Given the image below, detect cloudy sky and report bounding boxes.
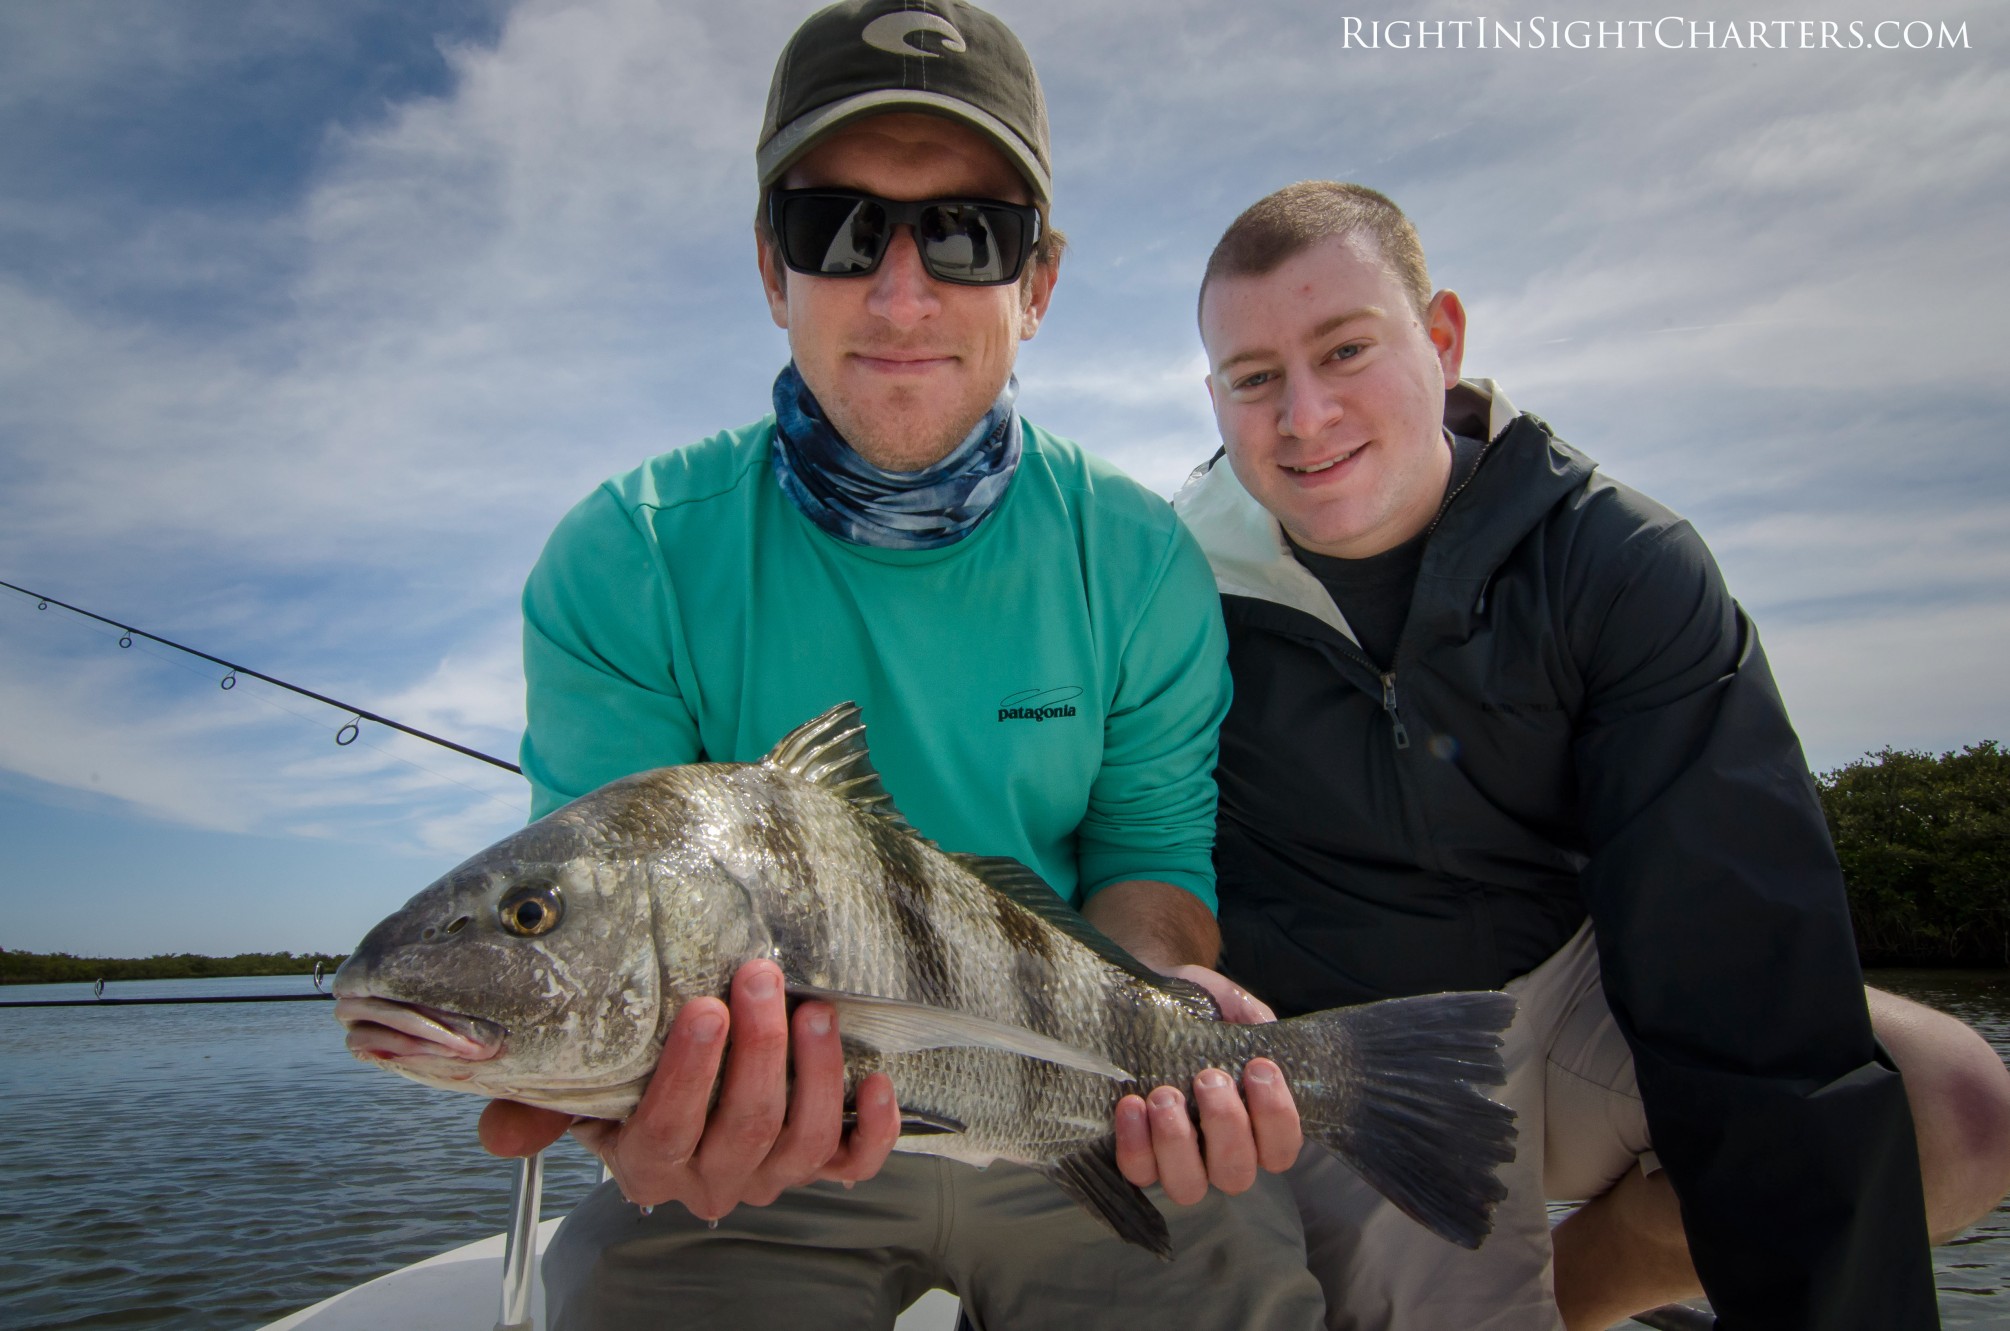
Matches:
[1,0,2001,958]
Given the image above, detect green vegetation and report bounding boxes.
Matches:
[0,950,348,985]
[1819,741,2010,967]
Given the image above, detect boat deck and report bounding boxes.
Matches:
[258,1220,961,1330]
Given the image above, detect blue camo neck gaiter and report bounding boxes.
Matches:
[769,361,1021,550]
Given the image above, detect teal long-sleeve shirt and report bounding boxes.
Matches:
[519,416,1230,910]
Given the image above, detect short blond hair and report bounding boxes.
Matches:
[1199,181,1430,323]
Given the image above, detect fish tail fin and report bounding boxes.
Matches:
[1252,991,1518,1250]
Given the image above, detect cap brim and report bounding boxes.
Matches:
[757,90,1051,205]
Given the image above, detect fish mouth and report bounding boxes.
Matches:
[335,995,506,1064]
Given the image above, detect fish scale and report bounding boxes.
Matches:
[336,702,1519,1257]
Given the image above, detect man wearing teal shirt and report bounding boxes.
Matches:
[517,415,1228,912]
[480,3,1313,1327]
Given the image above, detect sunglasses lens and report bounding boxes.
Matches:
[919,203,1023,284]
[780,194,889,275]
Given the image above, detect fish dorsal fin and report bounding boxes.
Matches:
[763,702,914,833]
[951,853,1198,1001]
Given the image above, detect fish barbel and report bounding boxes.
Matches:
[335,703,1516,1255]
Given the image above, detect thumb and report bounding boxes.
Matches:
[478,1098,573,1157]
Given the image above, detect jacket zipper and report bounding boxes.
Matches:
[1316,430,1499,755]
[1422,431,1497,542]
[1322,627,1411,752]
[1381,671,1410,750]
[1362,429,1496,751]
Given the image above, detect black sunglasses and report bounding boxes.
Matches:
[768,189,1041,287]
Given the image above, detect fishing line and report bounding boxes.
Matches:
[0,579,525,784]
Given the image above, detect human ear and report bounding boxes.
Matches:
[756,229,790,330]
[1426,289,1467,385]
[1017,251,1061,340]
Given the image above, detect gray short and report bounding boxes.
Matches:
[1292,924,1653,1331]
[543,1151,1327,1330]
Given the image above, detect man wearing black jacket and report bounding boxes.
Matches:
[1168,181,2010,1329]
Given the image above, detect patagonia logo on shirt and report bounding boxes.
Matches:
[998,686,1082,723]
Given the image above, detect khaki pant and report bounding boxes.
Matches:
[544,1151,1327,1330]
[1294,924,1653,1331]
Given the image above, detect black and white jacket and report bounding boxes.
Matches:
[1174,379,1936,1330]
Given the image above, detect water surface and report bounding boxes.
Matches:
[0,975,602,1330]
[1873,969,2010,1329]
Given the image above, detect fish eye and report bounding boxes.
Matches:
[497,885,562,938]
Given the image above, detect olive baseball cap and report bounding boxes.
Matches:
[757,0,1052,204]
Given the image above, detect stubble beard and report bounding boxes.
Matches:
[819,379,998,474]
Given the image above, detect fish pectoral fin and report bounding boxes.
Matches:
[789,985,1133,1081]
[839,1107,966,1136]
[898,1110,966,1136]
[1036,1146,1172,1260]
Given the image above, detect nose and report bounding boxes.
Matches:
[1278,373,1344,441]
[865,225,942,328]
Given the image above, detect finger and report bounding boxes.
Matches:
[1191,1067,1258,1194]
[819,1072,899,1184]
[478,1099,572,1157]
[1190,973,1274,1025]
[1242,1058,1305,1174]
[745,1001,847,1201]
[688,960,792,1198]
[1217,985,1277,1026]
[1113,1093,1159,1187]
[1162,964,1277,1026]
[568,1116,621,1166]
[1146,1086,1209,1207]
[618,995,730,1175]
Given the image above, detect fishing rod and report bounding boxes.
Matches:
[0,993,333,1007]
[0,580,520,1007]
[0,965,339,1009]
[0,578,520,774]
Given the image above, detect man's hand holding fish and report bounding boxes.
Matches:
[479,923,1305,1220]
[477,959,903,1216]
[1108,962,1304,1208]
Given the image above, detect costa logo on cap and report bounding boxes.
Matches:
[861,11,967,57]
[757,0,1053,206]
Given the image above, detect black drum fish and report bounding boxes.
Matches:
[334,702,1516,1256]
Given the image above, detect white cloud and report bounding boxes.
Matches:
[0,652,269,835]
[0,601,526,847]
[1018,344,1216,496]
[1700,65,2008,204]
[1711,503,2010,608]
[3,0,2007,893]
[376,626,527,745]
[0,0,799,580]
[1769,598,2010,773]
